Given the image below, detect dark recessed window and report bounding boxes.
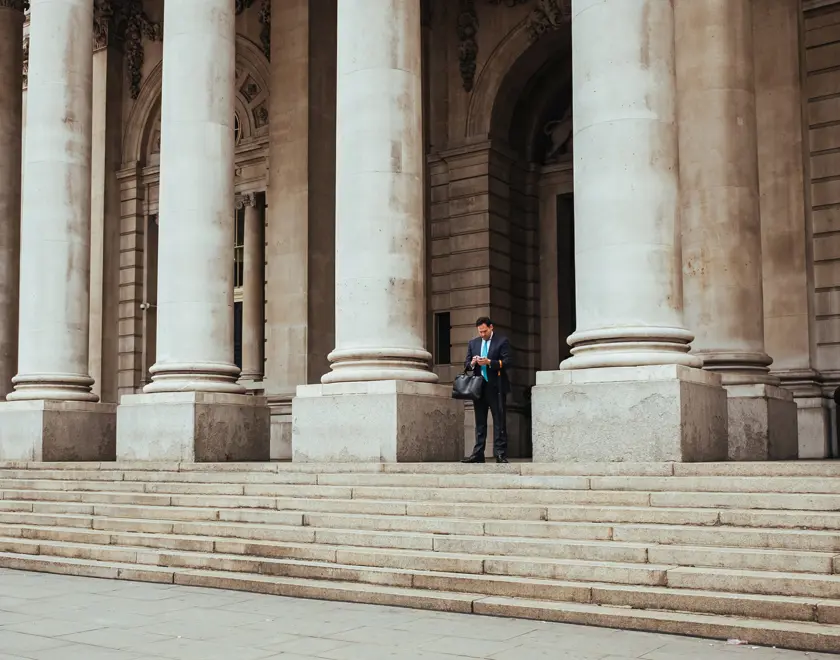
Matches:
[434,312,451,365]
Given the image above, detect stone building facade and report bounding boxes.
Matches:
[0,0,837,464]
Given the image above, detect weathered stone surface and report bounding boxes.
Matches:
[0,401,116,462]
[292,381,464,463]
[116,392,270,462]
[532,366,728,463]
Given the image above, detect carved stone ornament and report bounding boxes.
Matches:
[456,0,478,92]
[259,0,270,60]
[120,0,163,100]
[235,192,257,210]
[235,0,270,60]
[93,0,113,51]
[527,0,571,40]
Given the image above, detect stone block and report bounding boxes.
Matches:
[531,365,728,463]
[292,380,464,463]
[726,384,798,461]
[0,401,117,462]
[116,392,269,462]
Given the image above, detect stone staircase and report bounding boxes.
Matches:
[0,461,839,652]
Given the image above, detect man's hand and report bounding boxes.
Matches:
[476,357,491,366]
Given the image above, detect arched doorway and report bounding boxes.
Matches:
[454,23,576,458]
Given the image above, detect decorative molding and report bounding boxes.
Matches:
[457,0,479,92]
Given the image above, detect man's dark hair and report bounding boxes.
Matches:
[475,316,493,327]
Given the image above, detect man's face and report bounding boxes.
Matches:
[477,323,492,340]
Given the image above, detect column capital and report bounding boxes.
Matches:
[235,192,259,210]
[0,1,29,12]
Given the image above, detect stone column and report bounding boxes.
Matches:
[291,0,463,462]
[116,0,268,462]
[754,0,829,458]
[0,0,117,462]
[239,193,264,382]
[676,0,798,460]
[531,0,728,463]
[0,1,23,400]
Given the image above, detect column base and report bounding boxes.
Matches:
[116,392,269,462]
[725,384,798,461]
[292,381,464,462]
[0,401,116,461]
[531,365,728,462]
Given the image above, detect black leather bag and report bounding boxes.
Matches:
[452,369,484,401]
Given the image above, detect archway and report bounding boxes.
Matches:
[478,22,575,456]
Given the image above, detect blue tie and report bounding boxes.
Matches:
[480,340,488,381]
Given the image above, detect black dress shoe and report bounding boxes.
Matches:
[495,455,509,464]
[460,455,485,464]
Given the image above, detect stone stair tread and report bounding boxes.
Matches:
[4,512,840,562]
[8,496,840,532]
[4,460,840,477]
[474,597,840,653]
[0,543,837,615]
[1,550,839,652]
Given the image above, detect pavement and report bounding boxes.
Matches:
[0,569,834,659]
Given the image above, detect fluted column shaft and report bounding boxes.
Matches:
[322,0,436,384]
[562,0,700,371]
[676,0,772,384]
[240,194,264,381]
[9,0,98,402]
[0,2,23,399]
[145,0,243,394]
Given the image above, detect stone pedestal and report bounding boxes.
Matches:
[532,366,728,463]
[116,393,269,462]
[726,384,798,461]
[0,401,116,461]
[293,382,464,463]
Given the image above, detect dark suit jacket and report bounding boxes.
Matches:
[464,334,511,395]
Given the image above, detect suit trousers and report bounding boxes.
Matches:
[471,380,508,457]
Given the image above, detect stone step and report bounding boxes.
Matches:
[8,495,840,533]
[10,481,840,513]
[0,550,838,653]
[2,506,838,575]
[4,514,828,586]
[4,460,840,478]
[668,566,840,600]
[3,537,839,624]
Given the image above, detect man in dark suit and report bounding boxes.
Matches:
[461,317,511,464]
